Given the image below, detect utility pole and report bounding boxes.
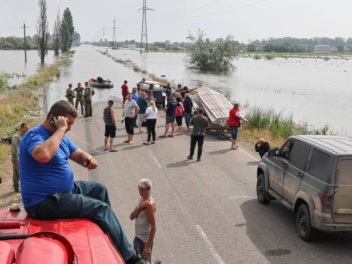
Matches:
[21,22,28,63]
[139,0,154,53]
[112,18,117,47]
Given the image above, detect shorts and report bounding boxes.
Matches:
[175,116,183,126]
[105,125,116,138]
[125,117,134,135]
[165,115,175,124]
[133,237,152,262]
[137,113,145,126]
[230,126,238,140]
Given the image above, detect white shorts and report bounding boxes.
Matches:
[137,114,145,126]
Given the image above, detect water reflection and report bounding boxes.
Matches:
[0,50,57,85]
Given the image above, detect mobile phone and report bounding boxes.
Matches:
[49,115,57,128]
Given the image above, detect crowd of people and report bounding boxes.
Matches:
[10,78,271,263]
[65,81,95,117]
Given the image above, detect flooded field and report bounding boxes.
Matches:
[1,45,351,136]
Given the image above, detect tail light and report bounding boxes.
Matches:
[318,192,334,210]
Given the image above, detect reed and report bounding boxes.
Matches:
[241,105,334,148]
[0,72,10,90]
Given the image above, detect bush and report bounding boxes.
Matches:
[0,72,10,90]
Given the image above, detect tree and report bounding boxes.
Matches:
[61,8,74,52]
[36,0,49,63]
[72,31,81,46]
[53,9,61,56]
[185,29,238,72]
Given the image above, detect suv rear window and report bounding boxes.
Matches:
[338,159,352,185]
[308,149,331,182]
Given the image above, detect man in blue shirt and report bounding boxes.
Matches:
[19,100,147,264]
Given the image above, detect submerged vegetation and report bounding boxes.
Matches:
[185,29,239,72]
[0,72,10,90]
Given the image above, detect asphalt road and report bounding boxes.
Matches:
[69,101,352,264]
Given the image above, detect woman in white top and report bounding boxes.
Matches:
[143,100,158,145]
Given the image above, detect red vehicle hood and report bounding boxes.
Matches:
[0,207,124,264]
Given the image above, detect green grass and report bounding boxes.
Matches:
[243,106,334,147]
[0,54,72,171]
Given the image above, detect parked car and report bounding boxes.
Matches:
[137,80,166,109]
[256,135,352,241]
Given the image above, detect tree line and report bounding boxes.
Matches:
[247,37,352,53]
[0,1,79,62]
[0,32,80,51]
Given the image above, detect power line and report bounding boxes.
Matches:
[139,0,155,53]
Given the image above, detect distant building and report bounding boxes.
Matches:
[127,43,137,50]
[313,45,337,53]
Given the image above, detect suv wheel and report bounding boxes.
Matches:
[296,203,316,241]
[256,173,270,204]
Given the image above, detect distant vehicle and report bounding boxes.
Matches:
[138,80,166,108]
[256,135,352,241]
[89,77,114,88]
[0,206,124,263]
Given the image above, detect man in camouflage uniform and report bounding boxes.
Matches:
[84,81,95,117]
[11,122,29,192]
[66,84,76,106]
[74,82,85,115]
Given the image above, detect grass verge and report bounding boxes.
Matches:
[0,54,72,197]
[239,106,334,149]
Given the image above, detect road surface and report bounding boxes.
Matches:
[69,101,352,264]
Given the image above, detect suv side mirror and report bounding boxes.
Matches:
[268,148,279,157]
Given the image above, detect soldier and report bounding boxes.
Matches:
[65,84,76,106]
[84,81,95,117]
[11,122,29,192]
[74,82,85,115]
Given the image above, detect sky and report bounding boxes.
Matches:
[1,0,352,43]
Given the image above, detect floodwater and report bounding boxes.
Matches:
[0,50,57,85]
[1,45,352,136]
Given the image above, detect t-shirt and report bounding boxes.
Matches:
[132,93,139,101]
[166,100,178,116]
[183,97,193,113]
[19,124,78,208]
[124,99,138,117]
[137,97,148,114]
[145,106,158,119]
[121,83,129,95]
[191,115,209,135]
[175,101,184,117]
[104,106,114,126]
[165,86,172,96]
